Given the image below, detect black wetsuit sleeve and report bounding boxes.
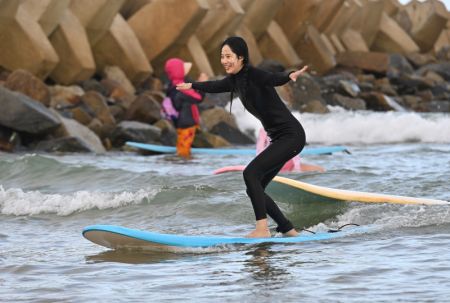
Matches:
[191,77,232,93]
[250,67,292,87]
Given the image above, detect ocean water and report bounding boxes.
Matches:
[1,110,450,302]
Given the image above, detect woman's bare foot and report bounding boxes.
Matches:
[246,229,271,238]
[283,228,299,237]
[246,219,271,238]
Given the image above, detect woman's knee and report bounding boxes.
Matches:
[243,165,262,184]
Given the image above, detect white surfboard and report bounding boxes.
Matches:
[271,176,449,205]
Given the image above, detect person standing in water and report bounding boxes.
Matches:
[177,36,308,238]
[165,58,207,159]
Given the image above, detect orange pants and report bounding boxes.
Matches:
[176,126,197,158]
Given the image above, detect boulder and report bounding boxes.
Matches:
[51,110,106,153]
[81,91,115,125]
[35,136,97,153]
[360,92,405,111]
[301,99,330,114]
[154,119,177,146]
[289,74,325,111]
[111,120,161,147]
[125,92,161,124]
[331,93,366,111]
[0,86,61,134]
[210,121,254,145]
[49,84,84,108]
[200,106,238,130]
[5,69,51,106]
[193,128,230,148]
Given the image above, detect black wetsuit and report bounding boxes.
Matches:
[192,65,306,233]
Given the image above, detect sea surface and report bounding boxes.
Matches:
[1,110,450,302]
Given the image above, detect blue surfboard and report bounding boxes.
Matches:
[125,141,349,156]
[83,225,364,252]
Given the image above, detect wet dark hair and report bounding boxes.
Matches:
[221,36,250,112]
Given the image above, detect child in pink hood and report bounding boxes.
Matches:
[164,58,207,158]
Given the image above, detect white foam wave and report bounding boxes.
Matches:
[230,99,450,144]
[0,185,157,216]
[332,203,450,229]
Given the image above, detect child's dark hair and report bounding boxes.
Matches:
[221,36,250,112]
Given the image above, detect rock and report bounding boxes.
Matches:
[5,69,51,106]
[49,84,85,109]
[103,66,136,96]
[193,128,230,148]
[125,92,161,124]
[301,99,330,114]
[35,136,96,153]
[405,52,436,68]
[111,120,161,147]
[200,107,239,131]
[331,93,366,111]
[81,91,116,126]
[415,62,450,81]
[154,119,177,146]
[360,92,405,111]
[0,86,61,134]
[210,121,255,145]
[51,110,106,153]
[289,74,325,110]
[388,54,415,78]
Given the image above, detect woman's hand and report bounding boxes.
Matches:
[176,83,192,90]
[289,65,309,82]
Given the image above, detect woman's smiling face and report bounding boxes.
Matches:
[221,45,243,74]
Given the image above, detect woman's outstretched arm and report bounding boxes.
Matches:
[252,65,309,87]
[177,77,232,93]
